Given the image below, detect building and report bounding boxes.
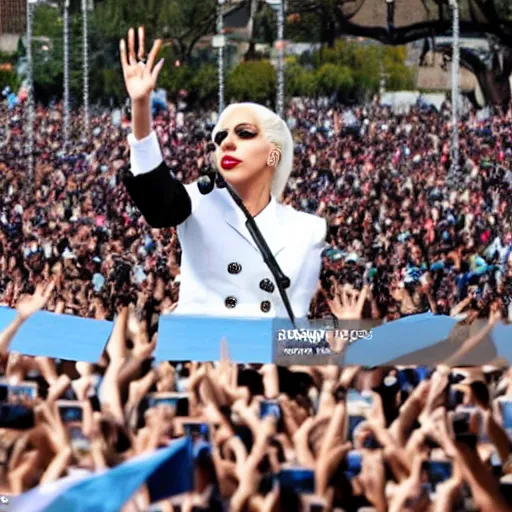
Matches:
[0,0,25,34]
[0,0,26,52]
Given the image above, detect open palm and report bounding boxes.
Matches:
[327,282,368,320]
[16,281,55,321]
[120,27,164,103]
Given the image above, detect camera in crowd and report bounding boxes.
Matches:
[108,256,136,306]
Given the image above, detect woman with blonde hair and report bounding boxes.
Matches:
[120,28,326,319]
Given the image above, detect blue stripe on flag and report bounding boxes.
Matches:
[12,437,193,512]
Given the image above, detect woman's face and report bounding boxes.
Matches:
[214,106,274,191]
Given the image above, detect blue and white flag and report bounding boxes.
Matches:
[12,437,194,512]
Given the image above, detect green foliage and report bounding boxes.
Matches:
[0,70,20,91]
[13,0,415,107]
[189,65,218,103]
[284,62,316,97]
[252,3,278,45]
[227,60,276,104]
[93,0,217,63]
[158,61,191,101]
[315,63,353,97]
[0,51,16,64]
[299,39,415,102]
[495,0,512,21]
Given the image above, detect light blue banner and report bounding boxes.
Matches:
[2,306,512,365]
[0,309,113,362]
[155,314,275,363]
[344,313,459,366]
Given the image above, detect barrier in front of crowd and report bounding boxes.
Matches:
[2,307,512,365]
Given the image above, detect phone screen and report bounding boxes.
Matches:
[0,381,37,404]
[61,406,83,423]
[69,425,90,452]
[147,393,189,417]
[422,461,452,491]
[344,450,362,479]
[183,422,210,445]
[260,400,281,420]
[500,401,512,429]
[0,403,35,430]
[278,468,315,494]
[183,422,210,458]
[347,414,365,442]
[347,389,373,406]
[57,401,83,423]
[8,382,37,402]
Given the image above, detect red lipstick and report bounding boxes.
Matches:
[221,156,242,170]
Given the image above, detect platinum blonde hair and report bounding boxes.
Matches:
[212,102,294,201]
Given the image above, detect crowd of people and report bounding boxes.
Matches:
[2,98,512,324]
[2,94,512,509]
[2,286,512,511]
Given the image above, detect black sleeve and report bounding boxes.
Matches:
[121,161,192,228]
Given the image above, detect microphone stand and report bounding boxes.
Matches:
[220,177,297,329]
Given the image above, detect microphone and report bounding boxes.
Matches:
[197,143,218,195]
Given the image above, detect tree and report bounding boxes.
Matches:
[94,0,218,65]
[227,60,276,104]
[285,61,316,97]
[286,0,340,47]
[315,63,353,97]
[494,0,512,22]
[189,65,218,103]
[245,0,275,60]
[0,70,20,92]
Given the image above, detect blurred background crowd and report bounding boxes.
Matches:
[2,98,512,323]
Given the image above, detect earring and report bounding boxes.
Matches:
[268,149,281,168]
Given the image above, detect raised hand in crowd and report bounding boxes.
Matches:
[0,280,55,355]
[326,282,369,320]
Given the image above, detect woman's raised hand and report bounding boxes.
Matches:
[120,27,164,103]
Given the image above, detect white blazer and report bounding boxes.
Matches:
[129,132,327,319]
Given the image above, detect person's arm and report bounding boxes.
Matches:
[39,447,72,485]
[389,381,429,446]
[99,307,129,425]
[450,296,472,317]
[0,280,55,355]
[359,450,387,512]
[231,417,275,512]
[318,389,347,463]
[454,440,512,511]
[483,409,511,467]
[122,147,193,228]
[443,312,500,368]
[259,364,279,399]
[315,442,351,498]
[433,462,464,512]
[120,27,193,228]
[0,316,24,355]
[132,96,152,142]
[125,368,158,428]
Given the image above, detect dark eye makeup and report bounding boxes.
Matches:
[236,128,257,139]
[214,126,258,145]
[214,131,228,146]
